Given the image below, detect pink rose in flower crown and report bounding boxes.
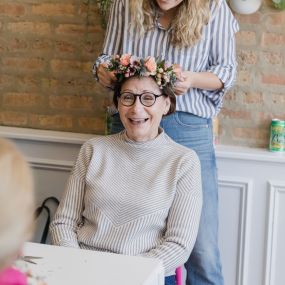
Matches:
[144,57,157,75]
[120,54,131,66]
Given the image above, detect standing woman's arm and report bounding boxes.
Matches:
[93,0,125,86]
[174,0,239,110]
[203,0,239,91]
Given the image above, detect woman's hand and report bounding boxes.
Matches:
[173,66,224,96]
[173,70,194,96]
[97,62,117,89]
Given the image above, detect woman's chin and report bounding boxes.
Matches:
[125,127,157,142]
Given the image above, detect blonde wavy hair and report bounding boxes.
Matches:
[130,0,217,47]
[0,139,34,270]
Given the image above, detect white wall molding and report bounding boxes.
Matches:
[28,157,74,171]
[216,145,285,164]
[264,181,285,285]
[0,126,94,145]
[219,177,253,285]
[1,126,285,164]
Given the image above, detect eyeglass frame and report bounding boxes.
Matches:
[118,92,165,107]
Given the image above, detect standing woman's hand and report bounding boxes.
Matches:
[172,64,224,96]
[173,69,194,96]
[97,62,117,89]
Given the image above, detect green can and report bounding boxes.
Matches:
[269,119,285,152]
[272,0,285,10]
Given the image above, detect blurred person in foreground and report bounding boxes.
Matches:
[0,138,34,285]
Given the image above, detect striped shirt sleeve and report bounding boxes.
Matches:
[140,152,202,273]
[92,0,125,79]
[49,142,93,248]
[201,0,239,109]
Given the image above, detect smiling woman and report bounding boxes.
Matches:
[108,55,176,141]
[106,54,177,141]
[115,76,171,142]
[49,57,202,285]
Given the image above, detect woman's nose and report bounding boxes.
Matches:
[131,97,144,111]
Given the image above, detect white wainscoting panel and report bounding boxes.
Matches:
[218,177,252,285]
[0,127,93,243]
[0,126,93,204]
[265,181,285,285]
[216,145,285,285]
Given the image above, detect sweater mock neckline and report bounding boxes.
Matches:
[120,128,168,149]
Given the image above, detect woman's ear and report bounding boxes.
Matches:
[163,97,171,115]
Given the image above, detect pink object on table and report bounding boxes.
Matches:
[0,267,27,285]
[175,266,183,285]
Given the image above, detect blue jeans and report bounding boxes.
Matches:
[110,112,224,285]
[165,275,176,285]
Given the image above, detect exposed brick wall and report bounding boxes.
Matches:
[219,2,285,148]
[0,0,284,147]
[0,0,109,134]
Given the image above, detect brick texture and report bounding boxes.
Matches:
[0,1,285,147]
[219,3,285,148]
[0,0,106,134]
[0,4,26,17]
[31,4,75,16]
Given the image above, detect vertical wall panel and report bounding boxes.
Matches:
[219,178,252,285]
[265,182,285,285]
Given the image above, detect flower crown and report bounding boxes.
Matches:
[107,54,177,89]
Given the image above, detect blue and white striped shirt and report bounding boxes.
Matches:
[94,0,239,118]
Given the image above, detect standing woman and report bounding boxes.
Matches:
[94,1,239,284]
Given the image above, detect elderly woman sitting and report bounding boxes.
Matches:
[50,55,202,285]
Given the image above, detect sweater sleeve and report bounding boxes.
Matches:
[92,0,125,79]
[49,141,93,248]
[140,151,202,275]
[202,0,239,111]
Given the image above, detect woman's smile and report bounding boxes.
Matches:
[128,117,149,125]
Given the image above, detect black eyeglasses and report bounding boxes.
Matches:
[119,92,163,107]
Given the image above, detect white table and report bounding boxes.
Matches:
[22,242,164,285]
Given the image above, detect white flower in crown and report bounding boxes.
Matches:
[129,55,140,66]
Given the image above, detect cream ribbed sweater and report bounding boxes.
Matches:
[50,130,202,275]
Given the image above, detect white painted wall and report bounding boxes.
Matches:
[216,146,285,285]
[1,126,284,285]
